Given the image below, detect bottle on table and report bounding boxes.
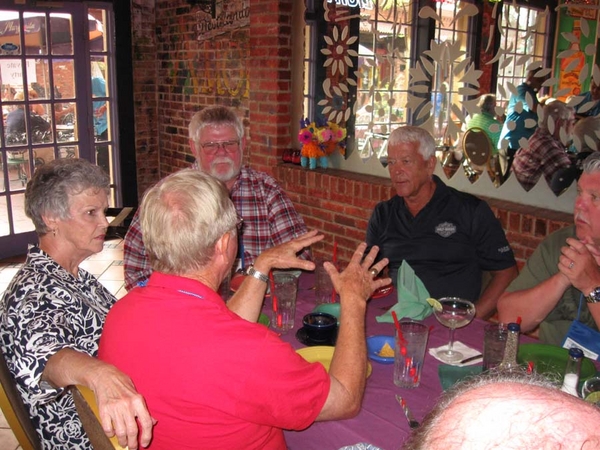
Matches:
[560,347,584,397]
[497,322,520,372]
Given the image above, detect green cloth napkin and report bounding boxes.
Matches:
[376,260,433,323]
[438,364,483,391]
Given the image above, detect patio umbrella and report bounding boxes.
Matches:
[0,12,103,53]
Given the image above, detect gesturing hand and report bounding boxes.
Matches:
[325,243,391,303]
[254,229,324,273]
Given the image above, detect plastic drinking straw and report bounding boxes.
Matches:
[516,316,522,325]
[391,310,405,344]
[269,272,282,328]
[269,272,277,312]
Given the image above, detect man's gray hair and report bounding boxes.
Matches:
[140,169,238,275]
[582,151,600,174]
[25,158,109,235]
[188,105,244,143]
[402,370,600,450]
[388,126,436,159]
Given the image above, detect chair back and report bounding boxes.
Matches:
[461,127,504,185]
[71,385,128,450]
[462,127,492,168]
[0,350,42,450]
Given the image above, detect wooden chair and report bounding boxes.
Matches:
[0,350,42,450]
[71,385,128,450]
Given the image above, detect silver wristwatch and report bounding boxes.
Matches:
[245,265,269,284]
[586,287,600,303]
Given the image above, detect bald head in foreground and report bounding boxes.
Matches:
[403,372,600,450]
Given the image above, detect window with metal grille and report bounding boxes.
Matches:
[430,0,473,142]
[496,3,549,106]
[354,0,414,160]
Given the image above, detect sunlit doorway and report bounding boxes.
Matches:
[0,3,120,259]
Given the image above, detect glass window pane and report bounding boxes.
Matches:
[0,59,27,98]
[30,58,50,100]
[6,150,29,188]
[59,145,78,160]
[11,193,34,234]
[88,8,107,53]
[355,0,413,161]
[24,13,48,55]
[53,59,75,100]
[496,3,548,106]
[34,147,55,167]
[0,11,22,55]
[50,13,73,55]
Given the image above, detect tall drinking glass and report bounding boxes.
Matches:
[271,272,298,332]
[433,297,476,363]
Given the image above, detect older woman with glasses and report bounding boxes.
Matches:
[0,159,153,449]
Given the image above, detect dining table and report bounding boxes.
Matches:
[270,273,538,450]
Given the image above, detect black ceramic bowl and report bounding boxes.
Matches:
[303,312,338,343]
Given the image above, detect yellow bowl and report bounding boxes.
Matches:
[296,346,372,378]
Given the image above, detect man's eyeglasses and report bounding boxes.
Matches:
[236,216,244,233]
[199,139,240,155]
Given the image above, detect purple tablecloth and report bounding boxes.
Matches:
[271,273,535,450]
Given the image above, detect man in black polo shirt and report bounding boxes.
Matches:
[366,126,518,319]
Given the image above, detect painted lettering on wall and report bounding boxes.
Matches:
[169,39,249,99]
[195,0,249,40]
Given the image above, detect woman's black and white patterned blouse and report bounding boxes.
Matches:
[0,246,116,449]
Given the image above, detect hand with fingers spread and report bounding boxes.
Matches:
[252,229,324,274]
[324,243,391,303]
[227,230,324,322]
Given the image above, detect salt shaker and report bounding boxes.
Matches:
[497,322,520,372]
[560,347,584,397]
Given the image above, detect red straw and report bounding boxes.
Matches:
[527,361,534,374]
[516,316,522,325]
[391,310,401,332]
[269,272,277,313]
[269,271,282,328]
[391,310,404,342]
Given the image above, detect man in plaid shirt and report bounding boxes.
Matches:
[124,106,308,291]
[512,100,575,193]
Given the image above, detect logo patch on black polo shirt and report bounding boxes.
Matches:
[435,222,456,238]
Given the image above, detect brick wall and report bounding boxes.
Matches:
[248,0,294,176]
[135,0,572,269]
[132,0,160,195]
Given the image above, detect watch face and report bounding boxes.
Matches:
[590,287,600,303]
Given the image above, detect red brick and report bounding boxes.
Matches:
[521,216,532,235]
[534,218,548,237]
[508,212,521,232]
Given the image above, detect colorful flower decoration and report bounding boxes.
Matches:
[298,117,347,160]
